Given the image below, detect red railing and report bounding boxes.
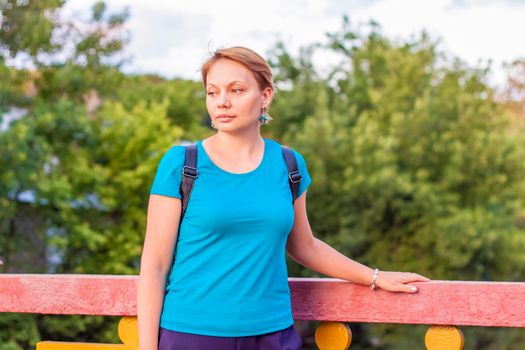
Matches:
[1,274,524,349]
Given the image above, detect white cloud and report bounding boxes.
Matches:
[332,0,525,86]
[61,0,525,88]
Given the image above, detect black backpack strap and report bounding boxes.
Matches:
[281,145,302,204]
[180,144,198,219]
[167,143,198,276]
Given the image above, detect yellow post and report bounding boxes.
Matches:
[425,325,464,350]
[314,321,352,350]
[36,316,138,350]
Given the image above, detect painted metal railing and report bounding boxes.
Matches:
[1,274,524,349]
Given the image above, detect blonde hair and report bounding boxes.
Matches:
[200,46,276,105]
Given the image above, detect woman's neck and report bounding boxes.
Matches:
[206,131,264,159]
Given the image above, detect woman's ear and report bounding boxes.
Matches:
[263,87,273,107]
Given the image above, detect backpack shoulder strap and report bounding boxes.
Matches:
[180,144,198,219]
[281,145,302,204]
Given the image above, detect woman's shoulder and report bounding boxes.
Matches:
[154,144,187,171]
[160,144,185,159]
[266,138,306,159]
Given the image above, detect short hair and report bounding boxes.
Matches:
[200,46,275,98]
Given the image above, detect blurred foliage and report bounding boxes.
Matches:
[1,3,525,350]
[280,16,525,350]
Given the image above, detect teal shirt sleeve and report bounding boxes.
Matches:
[149,146,186,199]
[291,149,312,198]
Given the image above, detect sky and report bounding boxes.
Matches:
[62,0,525,89]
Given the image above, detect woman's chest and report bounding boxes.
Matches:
[181,164,295,238]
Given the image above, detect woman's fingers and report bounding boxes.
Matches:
[383,282,418,293]
[399,272,430,283]
[378,272,430,293]
[385,282,417,293]
[398,273,430,293]
[412,273,431,282]
[403,284,419,293]
[376,271,431,293]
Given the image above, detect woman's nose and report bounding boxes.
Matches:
[217,92,231,107]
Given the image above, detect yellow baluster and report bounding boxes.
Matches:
[118,317,138,350]
[315,321,352,350]
[425,325,464,350]
[36,316,138,350]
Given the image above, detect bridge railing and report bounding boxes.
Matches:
[1,274,524,349]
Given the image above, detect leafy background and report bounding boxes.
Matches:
[1,1,524,349]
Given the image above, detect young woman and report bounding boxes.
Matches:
[137,46,429,350]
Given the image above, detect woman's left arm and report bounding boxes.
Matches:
[286,191,430,293]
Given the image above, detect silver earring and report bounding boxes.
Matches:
[211,120,217,129]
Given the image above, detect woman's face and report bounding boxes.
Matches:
[205,58,272,132]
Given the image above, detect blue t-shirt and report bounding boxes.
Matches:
[149,137,311,336]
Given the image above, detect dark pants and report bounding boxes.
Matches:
[158,324,303,350]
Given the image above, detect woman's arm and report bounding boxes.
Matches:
[286,192,429,293]
[137,194,182,350]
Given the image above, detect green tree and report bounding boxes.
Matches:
[278,18,525,349]
[1,1,165,349]
[0,0,65,61]
[266,41,325,140]
[2,5,525,349]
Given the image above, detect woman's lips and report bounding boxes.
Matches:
[217,114,235,122]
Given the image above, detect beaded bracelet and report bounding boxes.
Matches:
[369,268,379,290]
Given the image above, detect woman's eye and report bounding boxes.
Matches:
[207,89,243,96]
